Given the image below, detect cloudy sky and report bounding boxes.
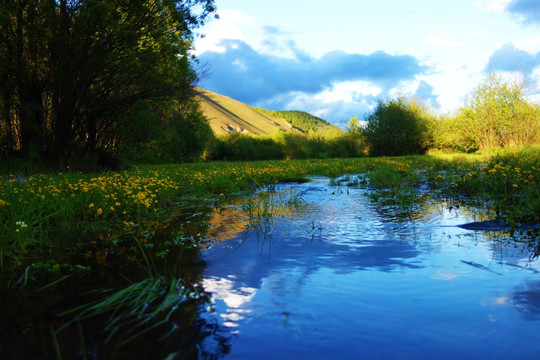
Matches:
[193,0,540,127]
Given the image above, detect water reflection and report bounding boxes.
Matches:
[5,176,537,359]
[203,276,256,330]
[200,178,540,359]
[511,280,540,320]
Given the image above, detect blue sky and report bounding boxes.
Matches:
[193,0,540,126]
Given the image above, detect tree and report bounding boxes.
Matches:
[363,97,432,156]
[0,0,216,160]
[347,116,361,133]
[456,72,539,151]
[0,0,50,156]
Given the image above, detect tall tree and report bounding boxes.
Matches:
[0,0,216,158]
[347,116,361,133]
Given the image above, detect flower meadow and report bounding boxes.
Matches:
[0,147,538,281]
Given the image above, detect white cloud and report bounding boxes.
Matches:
[193,9,256,54]
[532,67,540,90]
[314,81,382,104]
[474,0,513,14]
[515,36,540,54]
[466,30,489,39]
[425,31,466,47]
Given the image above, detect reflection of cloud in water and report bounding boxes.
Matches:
[204,178,539,297]
[203,276,256,328]
[202,179,425,304]
[193,179,540,357]
[430,271,458,281]
[488,281,540,320]
[491,296,512,306]
[512,281,540,320]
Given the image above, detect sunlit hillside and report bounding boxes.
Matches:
[194,87,340,136]
[194,87,295,136]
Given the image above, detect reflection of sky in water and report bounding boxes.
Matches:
[203,276,256,330]
[201,178,540,359]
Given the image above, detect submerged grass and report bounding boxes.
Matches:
[57,277,202,344]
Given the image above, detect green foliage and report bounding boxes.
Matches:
[58,276,202,346]
[347,116,361,133]
[210,131,367,161]
[0,0,216,162]
[211,133,284,161]
[254,108,336,133]
[363,97,433,156]
[430,114,479,153]
[455,72,539,151]
[118,100,214,163]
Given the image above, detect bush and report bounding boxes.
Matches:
[209,131,367,161]
[456,72,540,151]
[118,100,214,163]
[211,133,283,161]
[363,97,432,156]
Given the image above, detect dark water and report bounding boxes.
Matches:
[2,177,540,359]
[199,177,540,360]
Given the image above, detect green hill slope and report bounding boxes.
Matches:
[253,108,336,134]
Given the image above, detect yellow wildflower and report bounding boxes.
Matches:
[97,208,103,215]
[89,203,95,208]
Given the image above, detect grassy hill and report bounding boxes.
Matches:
[253,108,336,134]
[194,88,294,136]
[194,87,339,136]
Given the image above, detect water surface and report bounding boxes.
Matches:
[200,177,540,359]
[2,176,539,359]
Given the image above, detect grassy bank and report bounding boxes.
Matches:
[1,147,539,279]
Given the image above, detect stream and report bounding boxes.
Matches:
[2,176,540,359]
[199,177,540,359]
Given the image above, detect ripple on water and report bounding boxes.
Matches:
[201,178,540,359]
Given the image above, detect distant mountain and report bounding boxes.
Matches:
[194,88,339,136]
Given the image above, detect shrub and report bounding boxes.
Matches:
[456,72,540,151]
[209,131,367,161]
[363,97,432,156]
[118,100,214,163]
